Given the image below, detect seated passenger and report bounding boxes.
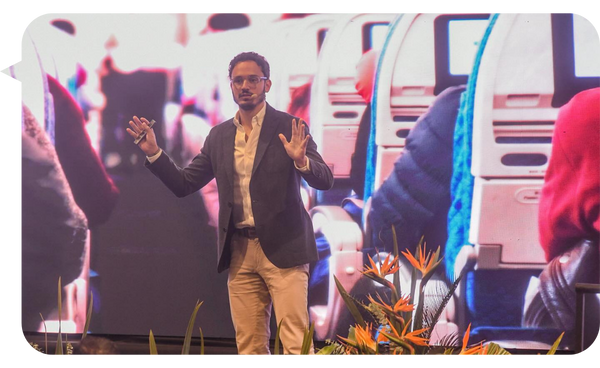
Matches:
[524,88,599,348]
[368,85,466,271]
[22,104,88,331]
[538,87,599,262]
[48,75,119,227]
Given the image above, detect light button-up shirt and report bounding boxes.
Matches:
[147,103,311,229]
[231,104,266,228]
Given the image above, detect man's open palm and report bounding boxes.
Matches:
[278,118,309,167]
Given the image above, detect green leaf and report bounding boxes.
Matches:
[409,267,417,306]
[39,313,48,354]
[424,273,463,340]
[199,327,204,355]
[274,319,283,355]
[182,300,204,354]
[149,330,158,355]
[547,332,564,355]
[379,330,415,354]
[409,288,425,331]
[391,225,402,300]
[419,245,443,288]
[333,275,366,327]
[486,342,511,355]
[301,322,315,355]
[418,235,425,251]
[316,344,337,355]
[82,291,93,340]
[55,277,63,355]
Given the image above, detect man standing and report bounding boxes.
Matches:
[126,52,333,354]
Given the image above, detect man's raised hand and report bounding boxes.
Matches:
[126,116,160,156]
[278,118,309,167]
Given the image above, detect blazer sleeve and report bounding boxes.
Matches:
[299,125,334,191]
[145,130,216,198]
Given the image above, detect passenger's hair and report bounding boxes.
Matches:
[228,52,270,79]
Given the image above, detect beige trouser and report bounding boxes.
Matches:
[228,234,314,354]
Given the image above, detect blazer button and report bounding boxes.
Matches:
[227,202,233,208]
[222,228,227,232]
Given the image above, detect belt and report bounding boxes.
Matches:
[234,227,258,239]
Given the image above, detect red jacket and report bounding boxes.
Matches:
[539,88,600,261]
[48,75,120,226]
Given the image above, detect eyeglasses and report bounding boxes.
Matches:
[230,75,268,88]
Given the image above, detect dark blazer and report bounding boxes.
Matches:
[146,103,334,272]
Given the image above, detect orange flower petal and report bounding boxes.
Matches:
[402,250,423,271]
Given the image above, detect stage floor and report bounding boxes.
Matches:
[20,331,575,358]
[21,332,237,358]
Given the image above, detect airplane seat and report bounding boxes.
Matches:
[454,207,597,342]
[372,13,440,193]
[366,13,488,269]
[279,14,339,115]
[307,14,395,340]
[446,12,556,340]
[522,239,599,349]
[310,14,395,191]
[468,14,555,272]
[307,13,490,342]
[307,14,396,209]
[367,13,477,257]
[370,13,490,196]
[363,13,493,343]
[451,14,600,348]
[310,13,395,339]
[309,205,365,340]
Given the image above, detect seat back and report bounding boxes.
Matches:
[469,14,555,270]
[277,14,340,113]
[469,14,600,269]
[472,14,555,180]
[450,15,600,343]
[310,13,395,178]
[372,13,489,193]
[452,15,550,332]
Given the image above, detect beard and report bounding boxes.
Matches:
[234,86,266,111]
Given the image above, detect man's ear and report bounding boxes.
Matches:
[265,79,272,93]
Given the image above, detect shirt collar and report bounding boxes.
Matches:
[233,102,267,129]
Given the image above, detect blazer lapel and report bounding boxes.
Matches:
[252,104,280,176]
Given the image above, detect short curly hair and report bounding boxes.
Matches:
[228,52,270,79]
